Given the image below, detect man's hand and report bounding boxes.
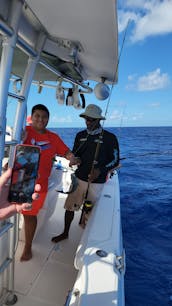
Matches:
[65,150,81,167]
[88,168,101,182]
[69,156,81,167]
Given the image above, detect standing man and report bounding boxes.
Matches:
[21,104,76,261]
[51,104,120,243]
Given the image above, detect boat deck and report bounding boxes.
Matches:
[1,167,124,306]
[12,194,83,306]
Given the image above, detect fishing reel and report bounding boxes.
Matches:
[82,200,93,213]
[79,199,93,228]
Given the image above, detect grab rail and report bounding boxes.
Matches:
[0,222,13,238]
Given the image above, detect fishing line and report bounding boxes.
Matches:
[80,20,131,173]
[77,20,131,222]
[74,20,131,156]
[65,22,131,200]
[99,19,130,166]
[102,19,131,128]
[68,22,131,222]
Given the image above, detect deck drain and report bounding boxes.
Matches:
[96,249,108,257]
[104,194,111,198]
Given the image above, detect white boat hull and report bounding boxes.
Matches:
[71,172,125,306]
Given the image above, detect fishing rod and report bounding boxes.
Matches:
[72,22,131,226]
[102,19,131,127]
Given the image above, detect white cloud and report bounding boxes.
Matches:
[137,68,170,91]
[51,115,72,123]
[125,0,156,10]
[128,74,137,81]
[131,112,144,121]
[127,68,170,91]
[119,112,144,124]
[108,110,123,120]
[118,0,172,42]
[149,102,160,107]
[118,10,138,33]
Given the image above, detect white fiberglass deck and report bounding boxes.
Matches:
[13,193,83,306]
[2,166,124,306]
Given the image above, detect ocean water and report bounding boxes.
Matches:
[51,126,172,306]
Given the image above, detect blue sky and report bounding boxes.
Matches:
[8,0,172,128]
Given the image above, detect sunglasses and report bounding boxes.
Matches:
[84,116,97,122]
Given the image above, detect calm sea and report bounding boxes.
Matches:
[51,126,172,306]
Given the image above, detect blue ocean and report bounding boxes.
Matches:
[52,126,172,306]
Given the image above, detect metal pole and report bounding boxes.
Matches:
[0,0,23,172]
[7,32,46,304]
[12,32,46,145]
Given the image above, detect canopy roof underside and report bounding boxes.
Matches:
[0,0,118,84]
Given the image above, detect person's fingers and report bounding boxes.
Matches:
[34,184,41,192]
[16,203,32,213]
[32,193,39,201]
[0,168,12,185]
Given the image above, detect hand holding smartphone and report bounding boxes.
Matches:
[8,144,40,203]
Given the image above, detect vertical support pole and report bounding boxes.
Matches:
[0,1,23,304]
[0,0,23,172]
[6,32,46,303]
[12,32,46,145]
[0,1,46,304]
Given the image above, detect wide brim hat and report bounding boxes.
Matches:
[79,104,106,120]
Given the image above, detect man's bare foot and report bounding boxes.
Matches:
[51,233,68,243]
[20,248,32,261]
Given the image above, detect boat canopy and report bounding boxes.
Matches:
[0,0,118,85]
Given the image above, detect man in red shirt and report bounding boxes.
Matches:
[21,104,76,261]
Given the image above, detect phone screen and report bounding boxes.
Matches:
[8,144,40,203]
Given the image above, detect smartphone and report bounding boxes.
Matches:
[8,144,40,203]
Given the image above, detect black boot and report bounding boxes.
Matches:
[51,210,74,243]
